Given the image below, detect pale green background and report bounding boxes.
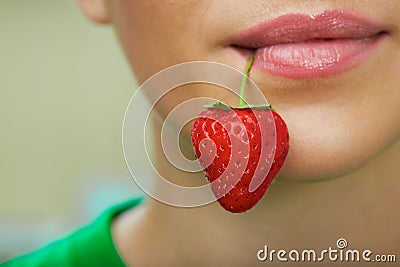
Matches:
[0,0,147,260]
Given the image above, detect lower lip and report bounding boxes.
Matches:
[234,35,384,79]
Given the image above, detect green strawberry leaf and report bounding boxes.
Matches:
[203,102,275,111]
[202,102,232,110]
[236,104,276,111]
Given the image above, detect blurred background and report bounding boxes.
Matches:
[0,0,147,261]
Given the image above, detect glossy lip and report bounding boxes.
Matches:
[230,10,389,79]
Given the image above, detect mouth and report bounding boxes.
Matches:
[229,10,390,79]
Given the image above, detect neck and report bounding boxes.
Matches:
[114,117,400,267]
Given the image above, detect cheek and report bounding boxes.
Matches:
[109,1,209,83]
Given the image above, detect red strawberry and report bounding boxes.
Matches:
[191,106,289,213]
[191,53,289,213]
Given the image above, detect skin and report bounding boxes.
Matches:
[79,1,400,266]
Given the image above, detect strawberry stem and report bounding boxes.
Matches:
[238,51,255,106]
[203,50,274,110]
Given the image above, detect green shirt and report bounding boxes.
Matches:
[1,197,144,267]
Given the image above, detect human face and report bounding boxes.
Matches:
[106,0,400,181]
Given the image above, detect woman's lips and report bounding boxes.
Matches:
[230,10,388,79]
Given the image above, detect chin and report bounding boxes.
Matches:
[274,105,395,182]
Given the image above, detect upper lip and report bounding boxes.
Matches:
[230,10,389,48]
